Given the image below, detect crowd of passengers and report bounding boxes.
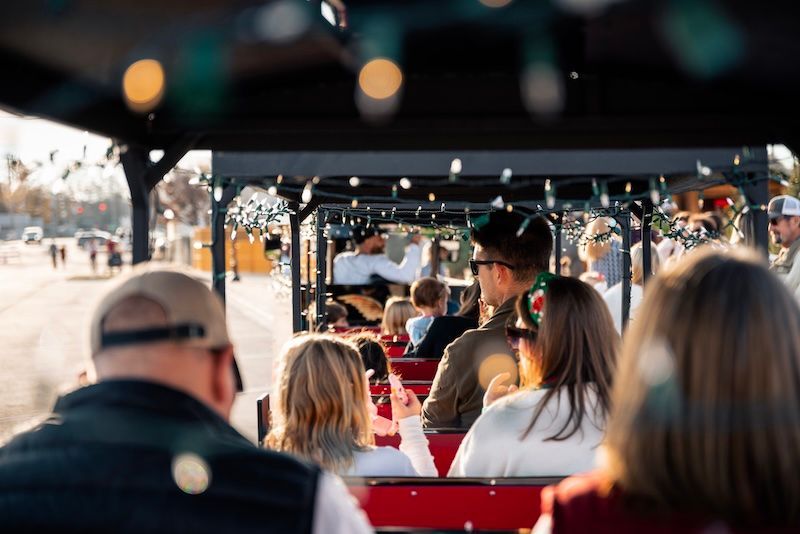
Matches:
[3,195,800,532]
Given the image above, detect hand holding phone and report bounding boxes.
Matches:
[388,373,408,406]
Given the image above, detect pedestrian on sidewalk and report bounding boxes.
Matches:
[49,240,58,269]
[88,238,98,274]
[59,245,67,267]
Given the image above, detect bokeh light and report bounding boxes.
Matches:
[122,59,165,114]
[478,352,519,390]
[521,62,565,116]
[478,0,513,7]
[358,59,403,100]
[172,453,211,495]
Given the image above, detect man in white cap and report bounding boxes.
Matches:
[0,265,371,533]
[768,194,800,297]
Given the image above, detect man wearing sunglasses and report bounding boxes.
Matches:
[423,211,553,429]
[768,195,800,298]
[0,266,370,533]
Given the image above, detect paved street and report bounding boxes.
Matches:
[0,238,291,443]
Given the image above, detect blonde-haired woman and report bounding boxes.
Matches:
[381,297,416,336]
[579,217,624,288]
[267,334,436,477]
[538,249,800,531]
[448,274,618,477]
[603,242,661,333]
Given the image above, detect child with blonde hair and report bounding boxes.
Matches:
[267,334,436,477]
[381,297,416,336]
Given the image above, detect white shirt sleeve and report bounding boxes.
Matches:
[397,415,438,477]
[370,243,422,284]
[312,471,374,534]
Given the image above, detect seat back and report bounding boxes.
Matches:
[371,394,430,420]
[346,477,561,531]
[369,381,432,396]
[374,430,465,476]
[390,358,439,381]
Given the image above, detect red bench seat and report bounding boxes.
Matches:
[346,477,561,531]
[390,358,439,381]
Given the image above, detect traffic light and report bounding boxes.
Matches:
[98,202,107,212]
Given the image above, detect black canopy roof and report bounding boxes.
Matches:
[1,0,799,152]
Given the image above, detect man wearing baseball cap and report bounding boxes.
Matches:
[0,266,371,533]
[768,195,800,298]
[333,225,422,284]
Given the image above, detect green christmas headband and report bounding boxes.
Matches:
[526,272,558,326]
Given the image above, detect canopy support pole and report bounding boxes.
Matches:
[120,136,197,265]
[617,210,632,329]
[289,204,303,333]
[315,209,328,331]
[211,186,237,303]
[641,199,653,285]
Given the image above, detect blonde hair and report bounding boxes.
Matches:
[381,297,416,335]
[266,334,374,473]
[630,242,660,285]
[605,248,800,525]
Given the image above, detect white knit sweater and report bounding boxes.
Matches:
[448,388,605,478]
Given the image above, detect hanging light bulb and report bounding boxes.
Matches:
[213,184,223,203]
[351,198,359,208]
[544,178,556,209]
[600,181,610,208]
[449,158,462,182]
[349,176,360,187]
[625,182,632,195]
[248,231,255,244]
[399,177,412,190]
[500,168,512,184]
[268,185,278,196]
[648,178,660,205]
[276,174,284,184]
[428,192,436,202]
[230,227,237,240]
[301,182,313,204]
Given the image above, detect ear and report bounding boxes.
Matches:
[496,263,513,284]
[210,345,236,418]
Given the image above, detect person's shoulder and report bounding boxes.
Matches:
[354,446,416,475]
[543,470,617,521]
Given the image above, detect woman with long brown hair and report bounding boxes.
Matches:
[538,248,800,532]
[448,274,618,477]
[267,334,436,476]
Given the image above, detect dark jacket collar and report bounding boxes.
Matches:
[53,379,245,444]
[481,294,519,332]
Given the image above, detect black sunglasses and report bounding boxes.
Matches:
[469,259,516,276]
[505,324,537,351]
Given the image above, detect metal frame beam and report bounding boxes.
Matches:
[214,148,751,179]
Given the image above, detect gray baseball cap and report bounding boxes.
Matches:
[768,195,800,218]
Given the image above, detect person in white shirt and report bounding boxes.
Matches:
[333,226,423,285]
[603,242,660,334]
[448,273,618,478]
[267,334,437,477]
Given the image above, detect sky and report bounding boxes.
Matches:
[0,109,210,198]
